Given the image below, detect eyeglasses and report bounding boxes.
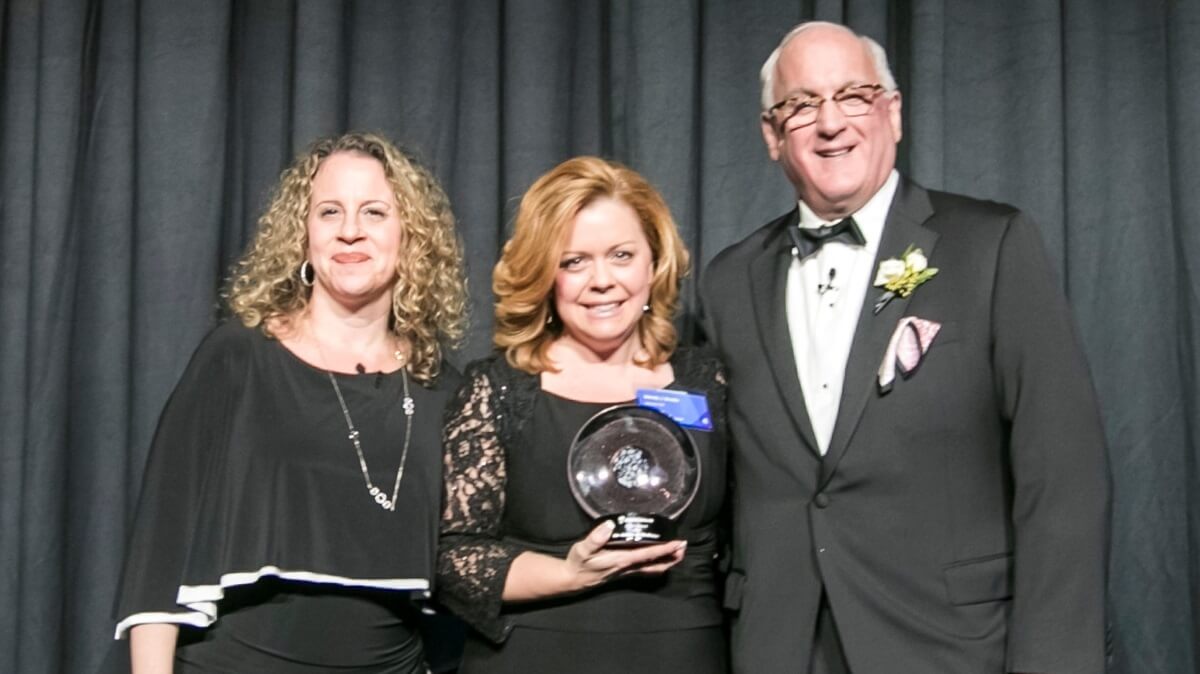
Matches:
[764,84,888,130]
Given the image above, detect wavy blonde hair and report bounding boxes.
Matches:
[224,132,467,383]
[494,156,690,374]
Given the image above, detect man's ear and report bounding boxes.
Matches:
[761,116,782,161]
[887,91,903,143]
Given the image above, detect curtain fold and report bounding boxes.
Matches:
[1,1,1195,672]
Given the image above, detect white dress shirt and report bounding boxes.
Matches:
[786,170,899,454]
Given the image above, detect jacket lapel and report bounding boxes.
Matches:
[819,180,939,487]
[749,209,822,457]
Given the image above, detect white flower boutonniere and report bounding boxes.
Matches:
[873,246,938,314]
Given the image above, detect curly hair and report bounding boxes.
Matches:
[224,132,467,383]
[494,156,690,374]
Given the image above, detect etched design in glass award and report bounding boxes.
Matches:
[567,405,701,546]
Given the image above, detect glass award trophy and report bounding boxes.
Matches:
[567,405,701,546]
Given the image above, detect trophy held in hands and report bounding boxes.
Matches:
[568,405,701,547]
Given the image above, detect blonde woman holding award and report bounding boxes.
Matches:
[438,157,728,674]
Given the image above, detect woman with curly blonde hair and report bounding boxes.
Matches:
[116,132,467,673]
[438,157,729,673]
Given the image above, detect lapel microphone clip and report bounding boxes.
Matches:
[818,268,838,295]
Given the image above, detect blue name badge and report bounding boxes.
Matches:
[635,388,713,431]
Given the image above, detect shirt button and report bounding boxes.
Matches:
[814,493,830,508]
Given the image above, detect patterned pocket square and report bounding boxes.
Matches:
[878,317,942,393]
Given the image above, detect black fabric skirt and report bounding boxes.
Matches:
[173,579,426,673]
[458,625,727,674]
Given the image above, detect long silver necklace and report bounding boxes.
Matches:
[327,358,414,512]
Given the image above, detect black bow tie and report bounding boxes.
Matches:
[787,217,866,261]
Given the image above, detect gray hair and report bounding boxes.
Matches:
[759,21,898,111]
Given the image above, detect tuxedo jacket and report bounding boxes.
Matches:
[700,178,1110,674]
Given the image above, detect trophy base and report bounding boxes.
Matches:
[599,512,677,547]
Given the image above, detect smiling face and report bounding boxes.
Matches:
[761,25,902,220]
[305,151,403,312]
[553,197,654,357]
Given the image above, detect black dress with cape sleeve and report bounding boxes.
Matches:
[115,322,450,639]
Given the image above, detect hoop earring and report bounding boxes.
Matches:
[299,260,315,287]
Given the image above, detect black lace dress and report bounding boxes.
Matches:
[437,348,729,674]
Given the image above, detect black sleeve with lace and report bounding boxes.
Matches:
[436,360,524,643]
[671,345,728,431]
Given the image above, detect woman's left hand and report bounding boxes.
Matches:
[563,520,687,590]
[502,520,687,602]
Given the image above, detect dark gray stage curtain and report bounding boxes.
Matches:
[1,1,1195,672]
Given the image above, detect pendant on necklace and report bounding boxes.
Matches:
[368,486,394,510]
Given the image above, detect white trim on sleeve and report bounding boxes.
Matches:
[114,565,431,640]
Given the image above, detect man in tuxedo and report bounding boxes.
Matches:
[701,21,1109,674]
